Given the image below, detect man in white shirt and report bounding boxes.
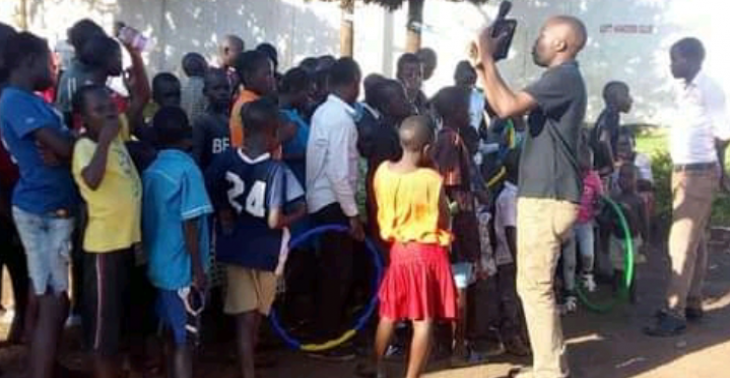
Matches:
[646,38,730,337]
[305,57,363,360]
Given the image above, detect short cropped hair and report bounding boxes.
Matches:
[328,57,361,88]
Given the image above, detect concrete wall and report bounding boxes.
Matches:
[1,0,729,125]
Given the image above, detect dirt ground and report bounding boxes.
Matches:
[2,237,730,378]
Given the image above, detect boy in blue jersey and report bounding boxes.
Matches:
[206,98,306,378]
[142,106,213,378]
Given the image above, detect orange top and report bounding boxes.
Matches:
[373,162,453,247]
[229,89,260,148]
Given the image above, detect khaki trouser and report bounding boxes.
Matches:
[516,198,578,378]
[666,168,718,317]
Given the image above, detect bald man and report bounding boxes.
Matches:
[219,35,245,96]
[473,15,588,378]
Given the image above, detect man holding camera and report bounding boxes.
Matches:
[473,16,588,378]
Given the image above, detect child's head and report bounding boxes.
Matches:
[153,106,192,150]
[432,86,470,130]
[370,79,412,122]
[79,35,123,78]
[203,68,231,110]
[72,84,118,138]
[67,19,105,53]
[219,35,244,69]
[280,67,313,111]
[256,43,279,71]
[618,163,637,193]
[241,97,280,153]
[399,115,435,163]
[299,57,319,75]
[0,22,16,83]
[3,32,54,91]
[181,52,208,78]
[396,53,423,94]
[317,55,337,72]
[454,60,477,88]
[602,81,632,113]
[363,73,386,106]
[234,50,275,96]
[152,72,182,108]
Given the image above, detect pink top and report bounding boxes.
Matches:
[577,170,603,223]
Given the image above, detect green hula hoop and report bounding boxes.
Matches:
[575,195,635,313]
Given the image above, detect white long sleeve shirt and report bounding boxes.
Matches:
[670,71,730,165]
[306,95,360,217]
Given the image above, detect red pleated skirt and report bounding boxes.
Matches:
[379,243,458,321]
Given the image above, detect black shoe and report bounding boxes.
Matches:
[307,346,356,362]
[685,307,704,322]
[644,313,687,337]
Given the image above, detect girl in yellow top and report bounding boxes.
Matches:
[361,115,457,378]
[71,85,142,378]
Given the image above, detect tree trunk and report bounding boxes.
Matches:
[405,0,424,53]
[340,0,354,57]
[18,0,29,30]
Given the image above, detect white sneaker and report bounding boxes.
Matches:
[562,296,578,315]
[582,273,597,293]
[65,314,82,329]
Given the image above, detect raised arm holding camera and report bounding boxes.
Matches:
[473,14,588,378]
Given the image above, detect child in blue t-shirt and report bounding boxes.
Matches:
[206,98,305,378]
[142,107,213,378]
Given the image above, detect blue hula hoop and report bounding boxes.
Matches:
[269,224,384,351]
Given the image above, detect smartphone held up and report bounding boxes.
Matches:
[469,1,517,63]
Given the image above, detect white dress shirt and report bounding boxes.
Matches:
[670,71,730,165]
[306,94,361,217]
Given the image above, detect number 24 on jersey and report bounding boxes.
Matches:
[225,172,266,218]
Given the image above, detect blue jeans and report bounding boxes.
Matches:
[562,222,595,292]
[12,207,75,296]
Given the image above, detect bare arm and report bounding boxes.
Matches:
[123,44,151,134]
[183,219,206,290]
[476,59,538,118]
[438,188,450,231]
[80,122,120,190]
[33,127,74,161]
[267,202,306,230]
[81,141,111,190]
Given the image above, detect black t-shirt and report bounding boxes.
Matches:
[521,61,587,203]
[590,107,620,171]
[192,110,231,170]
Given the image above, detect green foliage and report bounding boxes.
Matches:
[641,132,730,227]
[649,149,672,224]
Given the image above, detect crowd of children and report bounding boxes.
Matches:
[0,16,660,378]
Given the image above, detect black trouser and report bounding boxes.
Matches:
[0,215,29,331]
[468,264,525,349]
[496,263,525,339]
[312,203,355,340]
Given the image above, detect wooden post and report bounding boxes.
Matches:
[340,0,355,57]
[405,0,424,53]
[18,0,29,30]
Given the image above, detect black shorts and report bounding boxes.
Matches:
[84,248,133,357]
